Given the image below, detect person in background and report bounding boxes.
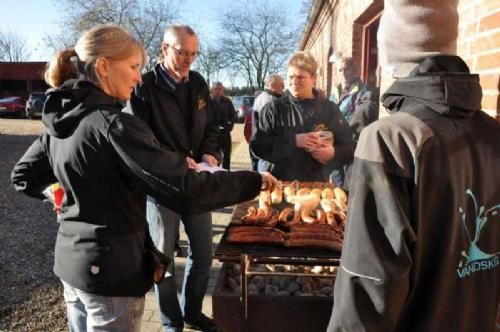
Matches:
[250,51,355,182]
[11,25,277,332]
[247,73,284,172]
[328,0,499,331]
[329,56,379,189]
[211,81,236,170]
[127,25,221,332]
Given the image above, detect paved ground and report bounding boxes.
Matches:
[140,124,251,332]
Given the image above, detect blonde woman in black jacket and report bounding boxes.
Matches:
[11,25,276,332]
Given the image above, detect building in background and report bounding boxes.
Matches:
[0,62,49,98]
[299,0,499,121]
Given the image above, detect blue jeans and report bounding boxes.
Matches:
[147,196,213,330]
[62,280,144,332]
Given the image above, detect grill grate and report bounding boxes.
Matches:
[215,200,341,262]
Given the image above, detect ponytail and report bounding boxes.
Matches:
[44,49,79,88]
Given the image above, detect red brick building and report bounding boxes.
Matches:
[0,62,49,98]
[299,0,499,121]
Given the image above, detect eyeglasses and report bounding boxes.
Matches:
[166,44,199,58]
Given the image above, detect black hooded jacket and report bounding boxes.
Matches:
[11,80,261,296]
[127,65,220,161]
[250,92,356,181]
[328,56,500,331]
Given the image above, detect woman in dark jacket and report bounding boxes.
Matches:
[11,25,276,332]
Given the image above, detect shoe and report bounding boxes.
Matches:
[185,313,218,332]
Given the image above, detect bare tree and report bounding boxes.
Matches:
[193,43,226,88]
[45,0,182,69]
[0,28,31,61]
[219,1,299,89]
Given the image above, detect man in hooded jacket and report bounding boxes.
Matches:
[327,1,500,331]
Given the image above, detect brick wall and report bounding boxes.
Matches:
[458,0,500,121]
[301,0,380,95]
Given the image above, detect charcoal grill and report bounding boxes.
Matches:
[214,200,341,332]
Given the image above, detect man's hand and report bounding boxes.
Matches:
[295,132,320,151]
[202,154,218,166]
[310,145,335,165]
[259,172,278,191]
[186,157,201,171]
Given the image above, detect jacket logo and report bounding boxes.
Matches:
[198,97,207,111]
[456,188,499,279]
[313,123,329,131]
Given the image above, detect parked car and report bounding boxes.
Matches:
[0,96,27,118]
[232,95,255,122]
[25,92,47,119]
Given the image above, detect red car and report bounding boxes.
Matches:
[0,96,27,118]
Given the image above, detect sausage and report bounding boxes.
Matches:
[229,226,281,234]
[285,238,343,252]
[227,231,285,244]
[286,232,342,242]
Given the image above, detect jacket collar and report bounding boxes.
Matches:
[381,55,482,116]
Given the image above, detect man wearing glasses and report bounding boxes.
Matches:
[127,25,220,332]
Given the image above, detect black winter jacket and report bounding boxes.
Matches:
[328,56,500,332]
[213,95,236,134]
[127,65,220,161]
[11,80,261,297]
[250,93,355,181]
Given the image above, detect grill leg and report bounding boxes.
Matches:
[241,254,249,332]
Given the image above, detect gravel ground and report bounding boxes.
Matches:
[0,118,67,331]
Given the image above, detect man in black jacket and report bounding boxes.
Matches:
[127,25,220,332]
[328,1,500,331]
[250,52,355,182]
[211,82,236,170]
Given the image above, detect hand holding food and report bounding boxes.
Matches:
[310,145,335,164]
[295,132,321,151]
[260,172,278,191]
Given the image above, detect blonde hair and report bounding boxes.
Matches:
[287,51,318,76]
[45,25,146,88]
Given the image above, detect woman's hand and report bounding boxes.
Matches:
[202,153,218,166]
[186,157,201,171]
[260,172,278,191]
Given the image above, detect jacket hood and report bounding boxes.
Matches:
[43,80,121,138]
[381,55,482,117]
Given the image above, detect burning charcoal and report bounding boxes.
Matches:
[279,276,292,290]
[252,276,266,290]
[248,283,259,295]
[265,284,279,296]
[319,278,334,288]
[286,281,300,294]
[271,276,281,287]
[296,276,314,286]
[320,286,333,296]
[302,282,313,294]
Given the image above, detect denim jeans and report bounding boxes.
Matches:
[146,196,213,330]
[62,280,144,332]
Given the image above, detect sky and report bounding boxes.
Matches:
[0,0,306,62]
